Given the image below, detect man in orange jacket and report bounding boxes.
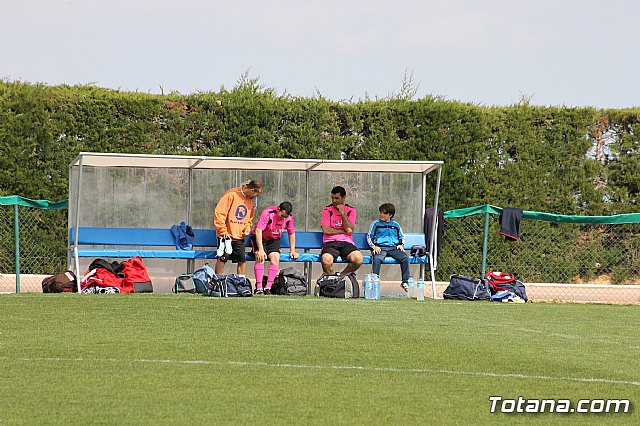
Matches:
[213,179,264,275]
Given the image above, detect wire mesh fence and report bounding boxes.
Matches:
[437,206,640,303]
[0,199,68,293]
[1,197,640,303]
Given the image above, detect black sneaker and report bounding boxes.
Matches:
[263,288,271,295]
[255,288,264,295]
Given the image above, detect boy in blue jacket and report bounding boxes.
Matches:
[367,203,411,292]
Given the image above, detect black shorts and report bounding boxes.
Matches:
[321,241,359,261]
[250,235,281,255]
[225,239,247,263]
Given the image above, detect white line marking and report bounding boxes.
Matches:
[3,356,638,387]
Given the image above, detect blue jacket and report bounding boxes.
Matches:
[367,219,405,248]
[171,221,195,250]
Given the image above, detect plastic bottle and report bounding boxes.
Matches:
[416,278,425,301]
[373,274,380,300]
[407,277,415,298]
[363,274,372,299]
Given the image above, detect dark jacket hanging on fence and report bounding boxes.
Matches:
[499,207,523,241]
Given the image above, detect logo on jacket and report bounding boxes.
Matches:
[235,205,248,221]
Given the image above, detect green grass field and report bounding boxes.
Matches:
[1,294,638,425]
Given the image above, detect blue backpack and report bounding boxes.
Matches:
[192,264,215,294]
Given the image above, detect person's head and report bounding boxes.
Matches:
[330,186,347,206]
[378,203,395,222]
[242,179,263,199]
[277,201,293,219]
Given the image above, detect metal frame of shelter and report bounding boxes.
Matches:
[69,152,443,297]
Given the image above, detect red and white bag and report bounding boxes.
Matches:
[81,267,125,293]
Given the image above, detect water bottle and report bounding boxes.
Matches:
[363,274,373,299]
[407,277,415,298]
[373,274,380,300]
[416,278,425,301]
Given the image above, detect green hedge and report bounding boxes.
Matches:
[2,79,640,280]
[2,79,640,214]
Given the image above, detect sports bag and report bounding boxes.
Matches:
[80,267,125,293]
[443,274,490,301]
[88,259,123,276]
[410,244,427,257]
[272,267,308,296]
[121,256,152,293]
[173,274,196,293]
[207,273,226,297]
[192,264,216,294]
[484,271,516,287]
[315,273,360,298]
[484,271,528,302]
[41,271,77,293]
[224,274,252,297]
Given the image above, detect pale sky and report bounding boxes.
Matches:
[2,0,639,108]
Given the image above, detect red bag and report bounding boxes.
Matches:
[121,256,153,293]
[81,267,125,292]
[484,271,517,292]
[484,271,515,284]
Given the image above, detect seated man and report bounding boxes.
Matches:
[320,186,363,275]
[251,201,299,295]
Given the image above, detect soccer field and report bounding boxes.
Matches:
[1,294,638,425]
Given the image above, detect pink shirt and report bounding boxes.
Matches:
[321,204,356,244]
[252,206,295,240]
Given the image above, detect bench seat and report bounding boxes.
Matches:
[74,248,219,259]
[70,227,429,265]
[73,249,429,264]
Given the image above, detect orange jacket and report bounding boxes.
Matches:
[213,187,255,240]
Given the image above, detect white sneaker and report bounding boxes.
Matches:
[216,237,225,258]
[224,236,233,255]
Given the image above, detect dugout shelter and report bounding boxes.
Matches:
[68,152,443,296]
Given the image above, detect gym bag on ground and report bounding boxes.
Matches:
[272,267,308,296]
[121,256,153,293]
[173,274,196,293]
[315,273,360,298]
[443,274,490,301]
[484,271,528,302]
[41,271,77,293]
[192,264,216,294]
[224,274,252,297]
[81,267,125,293]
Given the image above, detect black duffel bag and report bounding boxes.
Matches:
[272,267,308,296]
[315,273,360,298]
[443,274,490,301]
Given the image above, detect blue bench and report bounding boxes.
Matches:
[70,227,428,261]
[69,227,429,284]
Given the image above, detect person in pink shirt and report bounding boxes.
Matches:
[250,202,299,294]
[320,186,363,275]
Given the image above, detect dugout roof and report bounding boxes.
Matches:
[71,152,442,174]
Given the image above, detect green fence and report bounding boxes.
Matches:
[0,196,68,292]
[437,204,640,303]
[1,197,639,302]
